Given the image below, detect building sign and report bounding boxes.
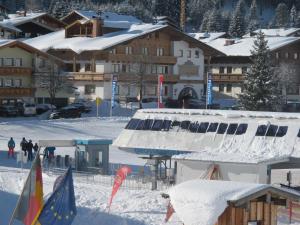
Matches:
[158,74,164,108]
[206,72,213,105]
[111,75,118,108]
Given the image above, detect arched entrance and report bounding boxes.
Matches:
[178,87,198,101]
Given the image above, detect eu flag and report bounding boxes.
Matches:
[37,167,77,225]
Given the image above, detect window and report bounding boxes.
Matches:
[157,48,164,56]
[187,50,191,58]
[14,79,22,87]
[155,32,159,39]
[0,78,2,87]
[276,126,288,137]
[236,123,248,135]
[109,48,116,54]
[197,122,209,133]
[125,46,132,55]
[4,79,13,87]
[112,64,120,73]
[4,58,13,66]
[179,50,183,57]
[266,125,278,137]
[84,84,96,95]
[15,58,22,67]
[142,47,148,55]
[227,67,232,74]
[142,119,154,130]
[162,120,172,131]
[226,84,232,93]
[85,63,92,72]
[171,120,181,128]
[217,123,228,134]
[151,119,163,131]
[242,67,247,74]
[195,50,200,58]
[125,119,140,130]
[189,122,199,133]
[276,52,280,59]
[207,123,219,132]
[136,120,145,130]
[227,123,238,135]
[0,58,2,66]
[219,84,225,92]
[294,53,299,60]
[180,120,191,130]
[157,65,168,74]
[219,67,225,73]
[39,58,46,68]
[255,125,268,136]
[298,129,300,138]
[164,86,168,96]
[151,65,157,74]
[285,52,289,59]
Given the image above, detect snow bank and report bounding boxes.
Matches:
[168,180,268,225]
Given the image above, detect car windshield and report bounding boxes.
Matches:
[25,104,35,107]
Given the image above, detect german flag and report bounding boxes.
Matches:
[10,154,43,225]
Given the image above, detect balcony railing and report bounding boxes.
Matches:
[107,54,177,64]
[66,72,106,81]
[0,67,32,76]
[212,73,245,82]
[0,88,34,97]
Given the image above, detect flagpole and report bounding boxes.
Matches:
[8,148,41,225]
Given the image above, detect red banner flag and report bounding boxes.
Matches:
[108,166,132,211]
[165,201,175,223]
[158,74,164,108]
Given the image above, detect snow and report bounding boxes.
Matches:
[168,180,268,225]
[74,10,142,29]
[243,28,300,37]
[0,39,14,47]
[24,23,167,54]
[114,109,300,163]
[5,13,45,26]
[207,36,300,56]
[189,32,226,43]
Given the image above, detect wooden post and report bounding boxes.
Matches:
[257,202,264,221]
[264,203,271,225]
[243,209,249,225]
[231,207,236,225]
[250,202,257,221]
[73,55,76,72]
[271,204,277,225]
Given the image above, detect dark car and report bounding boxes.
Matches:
[70,102,92,113]
[49,106,81,119]
[0,105,18,117]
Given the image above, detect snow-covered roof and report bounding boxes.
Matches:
[5,13,46,26]
[24,23,167,53]
[70,10,142,29]
[114,109,300,164]
[0,22,21,32]
[168,180,300,225]
[244,28,300,37]
[0,39,14,47]
[189,32,226,43]
[207,36,300,56]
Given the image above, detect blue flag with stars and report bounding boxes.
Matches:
[37,167,77,225]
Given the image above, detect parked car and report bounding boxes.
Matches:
[49,106,81,119]
[282,101,300,112]
[23,103,36,116]
[36,104,56,115]
[0,105,18,117]
[70,102,92,113]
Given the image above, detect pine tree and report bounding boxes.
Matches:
[247,0,260,33]
[229,0,246,38]
[239,31,282,111]
[207,8,222,32]
[274,3,289,28]
[290,4,297,27]
[199,11,210,32]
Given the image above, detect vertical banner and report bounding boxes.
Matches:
[111,75,118,116]
[158,74,164,108]
[206,72,213,107]
[108,166,132,211]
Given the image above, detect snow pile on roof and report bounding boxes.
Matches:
[24,23,167,53]
[114,109,300,163]
[168,180,268,225]
[207,37,300,56]
[5,13,45,25]
[0,39,14,47]
[75,10,142,29]
[189,32,226,43]
[243,28,300,37]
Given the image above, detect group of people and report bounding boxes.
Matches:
[7,137,38,161]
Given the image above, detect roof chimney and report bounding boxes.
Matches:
[224,39,235,46]
[91,16,103,37]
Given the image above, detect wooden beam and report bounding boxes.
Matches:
[231,207,236,225]
[271,204,277,225]
[257,202,264,221]
[264,203,271,225]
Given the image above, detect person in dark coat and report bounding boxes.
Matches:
[20,137,27,156]
[33,143,39,156]
[27,140,34,161]
[8,137,15,158]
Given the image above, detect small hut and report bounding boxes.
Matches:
[167,180,300,225]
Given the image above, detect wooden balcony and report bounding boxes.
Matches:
[66,72,106,81]
[0,67,32,76]
[212,73,245,83]
[0,88,34,97]
[115,73,179,83]
[107,54,177,64]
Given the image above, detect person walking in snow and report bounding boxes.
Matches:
[33,143,39,157]
[27,140,34,161]
[7,137,15,158]
[20,137,27,156]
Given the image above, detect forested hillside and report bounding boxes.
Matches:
[3,0,300,36]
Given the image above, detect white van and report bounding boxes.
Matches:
[23,103,36,116]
